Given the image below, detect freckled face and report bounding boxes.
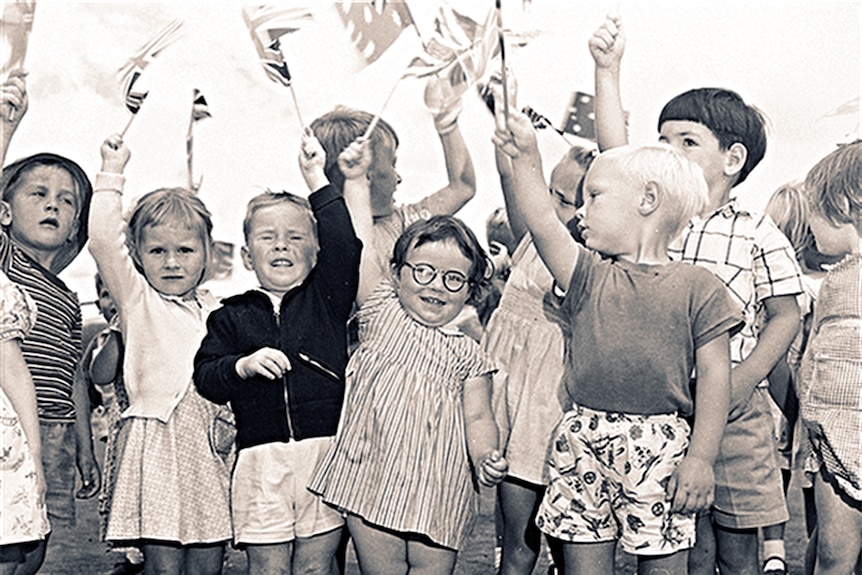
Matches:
[241,203,319,297]
[394,238,472,328]
[138,223,207,298]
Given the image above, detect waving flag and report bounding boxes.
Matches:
[1,0,36,78]
[187,89,211,191]
[241,5,311,86]
[337,1,413,66]
[116,18,184,132]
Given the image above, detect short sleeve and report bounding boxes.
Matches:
[753,215,804,303]
[0,271,37,342]
[691,268,744,349]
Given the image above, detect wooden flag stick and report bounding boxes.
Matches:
[496,0,509,123]
[119,113,136,138]
[362,74,402,141]
[289,83,305,132]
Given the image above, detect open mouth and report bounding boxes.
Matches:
[420,295,445,306]
[271,258,293,267]
[39,217,60,229]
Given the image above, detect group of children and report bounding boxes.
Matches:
[0,12,860,575]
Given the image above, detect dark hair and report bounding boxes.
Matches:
[804,141,862,235]
[658,88,767,186]
[310,106,399,193]
[126,188,214,282]
[1,153,93,274]
[485,207,517,256]
[391,215,489,304]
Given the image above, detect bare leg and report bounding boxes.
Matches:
[11,536,47,575]
[561,541,615,575]
[498,478,544,575]
[184,543,224,575]
[714,525,760,575]
[294,528,343,575]
[406,538,457,575]
[812,471,862,575]
[637,550,688,575]
[346,515,407,575]
[246,542,292,575]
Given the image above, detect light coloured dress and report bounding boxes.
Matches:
[0,272,50,546]
[481,235,569,484]
[799,254,862,500]
[88,181,232,545]
[309,282,495,550]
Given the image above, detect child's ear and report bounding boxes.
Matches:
[0,201,11,226]
[638,181,661,216]
[724,143,748,179]
[240,245,255,272]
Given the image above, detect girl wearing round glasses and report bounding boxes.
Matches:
[310,211,508,575]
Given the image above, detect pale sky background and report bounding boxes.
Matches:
[3,0,860,314]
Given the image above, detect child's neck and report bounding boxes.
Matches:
[705,185,733,215]
[11,237,59,272]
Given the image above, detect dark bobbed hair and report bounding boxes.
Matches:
[658,88,767,186]
[125,187,214,283]
[391,215,490,305]
[1,152,93,274]
[310,106,399,193]
[804,141,862,235]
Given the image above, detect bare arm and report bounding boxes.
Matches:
[464,374,507,487]
[0,70,28,165]
[668,334,730,513]
[338,139,379,305]
[730,295,800,415]
[0,338,45,501]
[72,359,100,498]
[493,107,579,291]
[589,15,629,151]
[418,124,477,217]
[494,146,528,244]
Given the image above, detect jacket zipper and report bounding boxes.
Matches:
[274,308,295,439]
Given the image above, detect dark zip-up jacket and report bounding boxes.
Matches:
[193,185,361,450]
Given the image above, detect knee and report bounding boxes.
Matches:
[293,554,335,575]
[815,534,857,573]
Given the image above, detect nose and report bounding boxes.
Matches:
[575,204,586,221]
[164,251,180,269]
[43,194,59,213]
[396,172,403,185]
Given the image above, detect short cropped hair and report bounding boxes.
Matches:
[243,191,318,244]
[310,106,399,193]
[1,152,93,274]
[126,188,214,281]
[596,144,709,239]
[391,215,489,305]
[804,141,862,234]
[658,88,767,186]
[556,145,597,208]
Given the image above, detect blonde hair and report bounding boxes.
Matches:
[804,141,862,235]
[125,188,214,283]
[764,182,812,263]
[593,144,708,238]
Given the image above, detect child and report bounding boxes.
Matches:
[89,134,232,574]
[309,209,508,574]
[798,141,862,575]
[484,138,594,575]
[193,131,364,575]
[0,269,49,575]
[310,76,475,277]
[589,15,804,574]
[74,274,145,575]
[0,71,99,575]
[495,106,743,574]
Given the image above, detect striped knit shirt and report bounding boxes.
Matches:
[669,201,803,375]
[309,282,495,550]
[1,233,82,422]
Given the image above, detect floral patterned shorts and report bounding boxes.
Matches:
[536,404,696,555]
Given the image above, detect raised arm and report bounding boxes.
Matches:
[0,70,28,165]
[589,15,629,151]
[417,75,477,216]
[337,138,379,305]
[493,106,579,291]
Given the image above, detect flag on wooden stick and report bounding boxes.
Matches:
[187,89,211,192]
[560,91,596,141]
[116,18,184,136]
[242,5,311,127]
[1,0,36,77]
[336,1,413,66]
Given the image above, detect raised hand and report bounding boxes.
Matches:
[338,137,372,182]
[589,15,626,70]
[298,128,328,192]
[100,134,131,174]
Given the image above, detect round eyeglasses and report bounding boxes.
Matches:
[403,262,470,293]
